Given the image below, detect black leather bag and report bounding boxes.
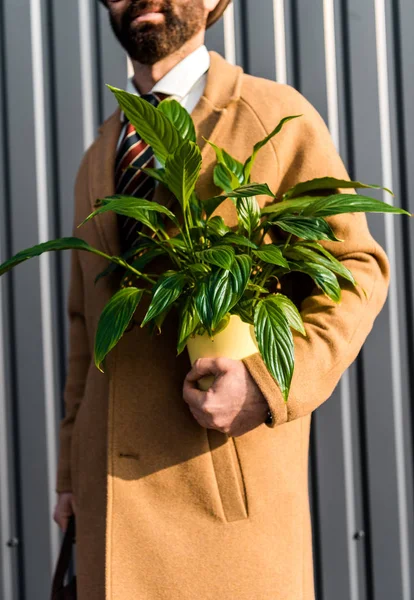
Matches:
[51,515,77,599]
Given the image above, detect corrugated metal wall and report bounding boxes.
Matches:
[0,0,413,598]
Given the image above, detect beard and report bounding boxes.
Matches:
[109,0,206,65]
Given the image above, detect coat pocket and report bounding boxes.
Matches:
[206,429,248,522]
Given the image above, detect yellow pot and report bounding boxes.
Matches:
[186,314,259,390]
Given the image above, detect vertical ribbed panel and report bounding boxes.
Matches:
[0,1,412,598]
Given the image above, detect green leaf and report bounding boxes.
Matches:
[288,260,342,303]
[0,237,100,276]
[157,98,196,143]
[141,271,187,326]
[139,167,166,185]
[208,269,235,331]
[302,193,412,217]
[164,140,202,212]
[230,254,252,303]
[271,215,343,241]
[236,196,261,236]
[213,163,236,194]
[202,194,228,219]
[285,243,357,286]
[197,245,235,270]
[177,296,200,354]
[189,191,203,223]
[107,85,181,165]
[194,255,251,335]
[187,263,211,277]
[260,196,325,217]
[243,115,302,182]
[253,244,289,268]
[231,297,255,324]
[80,195,180,228]
[204,138,245,190]
[283,176,394,200]
[95,287,144,372]
[227,183,275,198]
[206,216,231,237]
[254,296,295,402]
[194,279,214,335]
[269,293,306,335]
[221,233,258,249]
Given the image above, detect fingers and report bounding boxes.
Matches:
[183,376,206,406]
[185,357,229,383]
[53,493,75,532]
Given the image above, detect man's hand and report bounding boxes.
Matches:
[183,357,269,437]
[53,492,76,532]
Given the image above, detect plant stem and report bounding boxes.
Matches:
[105,254,156,285]
[283,233,293,252]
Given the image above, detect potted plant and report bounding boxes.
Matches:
[0,85,411,401]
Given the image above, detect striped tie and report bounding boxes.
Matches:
[115,91,169,254]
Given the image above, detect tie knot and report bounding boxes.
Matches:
[140,91,170,106]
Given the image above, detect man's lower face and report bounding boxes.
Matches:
[109,0,206,65]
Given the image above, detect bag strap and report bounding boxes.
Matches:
[51,515,76,594]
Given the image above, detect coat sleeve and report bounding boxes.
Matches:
[242,86,391,427]
[56,153,92,492]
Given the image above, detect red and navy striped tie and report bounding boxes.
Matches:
[115,91,169,253]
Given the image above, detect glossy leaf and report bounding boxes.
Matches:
[157,97,196,142]
[254,296,295,402]
[0,237,100,276]
[253,244,289,268]
[302,193,412,218]
[139,167,166,185]
[107,85,181,165]
[221,232,258,249]
[243,115,302,182]
[80,195,179,228]
[285,244,357,286]
[236,196,261,236]
[227,183,274,198]
[269,293,306,335]
[164,140,202,212]
[283,176,394,200]
[204,138,245,190]
[261,195,325,217]
[197,245,235,270]
[95,287,144,372]
[141,271,187,326]
[208,268,235,331]
[177,296,200,354]
[206,216,231,238]
[231,297,255,325]
[229,254,252,303]
[271,215,343,241]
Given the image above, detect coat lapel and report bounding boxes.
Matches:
[88,50,243,257]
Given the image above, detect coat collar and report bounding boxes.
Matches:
[88,50,244,257]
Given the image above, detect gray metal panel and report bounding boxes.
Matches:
[0,0,413,598]
[0,2,21,597]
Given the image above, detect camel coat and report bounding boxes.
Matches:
[56,50,390,600]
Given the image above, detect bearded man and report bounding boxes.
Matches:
[53,1,390,598]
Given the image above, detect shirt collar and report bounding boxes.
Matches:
[120,44,210,121]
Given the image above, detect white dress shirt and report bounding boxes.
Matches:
[116,44,210,174]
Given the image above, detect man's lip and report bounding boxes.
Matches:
[131,9,162,19]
